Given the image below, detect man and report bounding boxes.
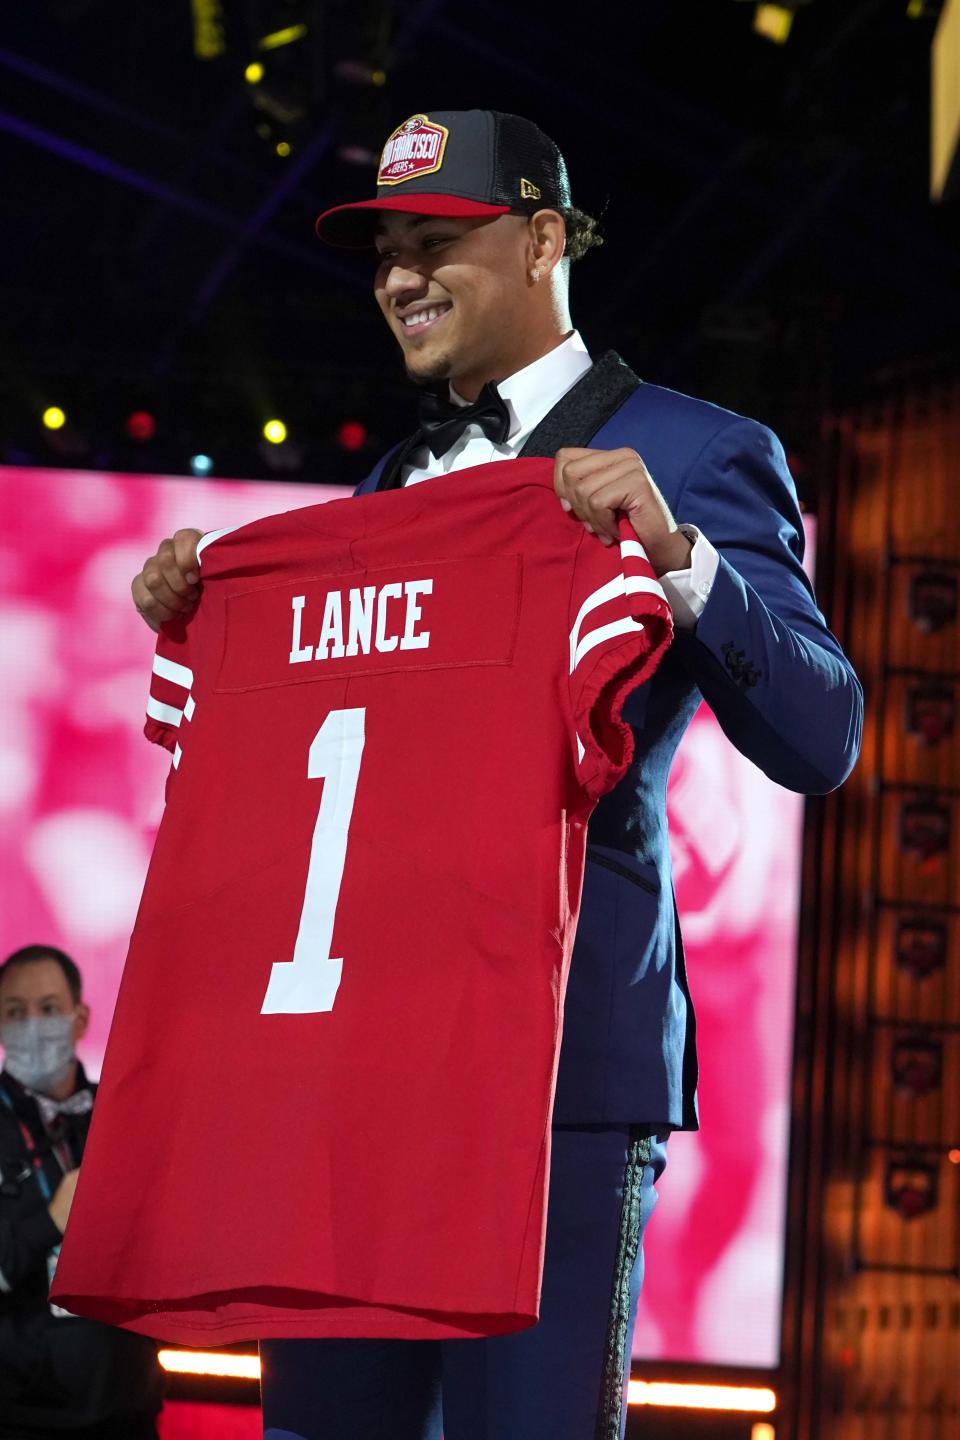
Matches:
[131,110,862,1440]
[0,945,163,1439]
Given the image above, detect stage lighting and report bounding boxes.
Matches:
[754,5,795,43]
[628,1381,776,1412]
[43,406,66,431]
[191,0,226,59]
[276,141,291,157]
[259,22,307,51]
[159,1349,259,1379]
[263,419,287,444]
[126,411,156,442]
[190,454,214,476]
[337,420,368,452]
[245,61,265,84]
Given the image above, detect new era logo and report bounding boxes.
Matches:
[520,178,542,200]
[379,114,449,186]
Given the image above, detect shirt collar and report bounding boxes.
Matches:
[449,331,593,444]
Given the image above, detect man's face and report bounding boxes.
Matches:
[0,959,88,1048]
[373,212,534,396]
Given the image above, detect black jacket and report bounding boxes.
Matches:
[0,1066,163,1434]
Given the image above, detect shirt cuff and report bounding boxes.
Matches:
[658,527,720,630]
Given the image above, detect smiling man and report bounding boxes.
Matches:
[130,109,862,1440]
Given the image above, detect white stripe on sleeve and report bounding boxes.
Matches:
[625,574,668,604]
[196,525,239,567]
[152,654,194,690]
[571,616,646,672]
[173,743,182,769]
[619,539,650,562]
[183,694,195,722]
[146,697,183,727]
[569,574,626,672]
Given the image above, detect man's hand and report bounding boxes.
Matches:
[48,1168,80,1236]
[131,528,204,632]
[553,447,693,577]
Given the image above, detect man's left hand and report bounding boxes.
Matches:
[553,447,693,577]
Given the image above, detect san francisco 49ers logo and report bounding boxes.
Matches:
[378,114,449,186]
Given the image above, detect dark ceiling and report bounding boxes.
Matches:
[2,0,958,493]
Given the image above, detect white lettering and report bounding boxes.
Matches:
[288,579,434,665]
[316,591,345,660]
[289,595,313,664]
[345,586,376,657]
[375,583,403,652]
[400,579,433,650]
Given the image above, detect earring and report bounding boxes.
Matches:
[530,268,542,284]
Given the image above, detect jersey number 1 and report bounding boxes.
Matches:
[260,707,365,1014]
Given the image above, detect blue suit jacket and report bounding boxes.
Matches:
[354,374,862,1126]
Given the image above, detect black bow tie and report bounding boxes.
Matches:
[417,381,512,459]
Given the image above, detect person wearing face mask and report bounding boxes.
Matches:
[0,944,163,1439]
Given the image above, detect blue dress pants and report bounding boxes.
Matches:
[260,1125,667,1440]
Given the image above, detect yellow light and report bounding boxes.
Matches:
[628,1381,777,1413]
[42,406,67,431]
[259,23,307,52]
[752,1425,777,1440]
[906,0,925,15]
[159,1349,260,1380]
[245,61,265,84]
[371,69,387,87]
[754,4,795,43]
[276,141,291,157]
[263,419,287,444]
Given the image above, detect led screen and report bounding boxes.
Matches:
[0,465,812,1370]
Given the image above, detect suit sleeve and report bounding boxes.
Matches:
[672,417,862,794]
[568,519,673,800]
[143,616,195,756]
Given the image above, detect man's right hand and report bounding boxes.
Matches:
[131,529,204,632]
[48,1169,80,1235]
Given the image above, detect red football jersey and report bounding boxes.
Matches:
[53,458,671,1344]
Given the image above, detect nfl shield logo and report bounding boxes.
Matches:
[378,114,450,186]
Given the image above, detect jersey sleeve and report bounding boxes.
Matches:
[568,518,673,798]
[143,616,195,761]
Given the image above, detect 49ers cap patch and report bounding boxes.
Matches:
[315,109,572,248]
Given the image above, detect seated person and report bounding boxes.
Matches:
[0,944,163,1440]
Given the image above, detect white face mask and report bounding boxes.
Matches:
[0,1014,76,1093]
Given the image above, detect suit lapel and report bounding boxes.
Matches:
[518,351,643,456]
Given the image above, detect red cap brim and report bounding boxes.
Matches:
[315,194,512,248]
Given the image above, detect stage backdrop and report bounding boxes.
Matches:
[0,465,813,1370]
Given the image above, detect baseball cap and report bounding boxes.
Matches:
[315,109,572,248]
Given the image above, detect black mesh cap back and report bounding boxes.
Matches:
[492,112,573,213]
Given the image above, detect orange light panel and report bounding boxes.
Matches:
[158,1350,260,1380]
[752,1424,777,1440]
[627,1380,777,1412]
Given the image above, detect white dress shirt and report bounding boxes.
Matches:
[401,331,719,628]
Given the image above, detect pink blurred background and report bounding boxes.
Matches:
[0,464,811,1371]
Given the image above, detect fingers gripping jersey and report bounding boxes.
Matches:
[53,459,671,1344]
